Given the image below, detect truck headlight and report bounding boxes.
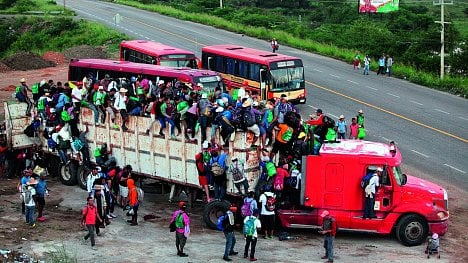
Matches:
[437,211,448,220]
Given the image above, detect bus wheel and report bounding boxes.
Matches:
[396,214,428,246]
[77,165,90,190]
[60,162,77,186]
[203,200,231,230]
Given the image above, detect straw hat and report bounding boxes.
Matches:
[20,78,26,83]
[119,88,128,93]
[242,100,252,108]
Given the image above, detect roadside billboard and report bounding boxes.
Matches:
[358,0,399,13]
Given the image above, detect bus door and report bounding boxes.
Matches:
[260,68,268,101]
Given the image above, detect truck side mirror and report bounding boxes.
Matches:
[401,174,407,185]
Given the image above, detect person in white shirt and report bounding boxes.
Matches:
[23,178,37,227]
[363,167,381,219]
[71,85,83,108]
[259,189,276,239]
[87,166,101,197]
[114,88,129,131]
[243,209,262,261]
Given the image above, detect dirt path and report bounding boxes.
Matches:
[1,65,466,262]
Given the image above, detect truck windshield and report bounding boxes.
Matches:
[393,166,404,186]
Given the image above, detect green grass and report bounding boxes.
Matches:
[0,0,68,14]
[46,243,78,263]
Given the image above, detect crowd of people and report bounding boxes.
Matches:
[353,51,394,77]
[8,72,374,263]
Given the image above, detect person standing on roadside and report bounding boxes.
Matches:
[126,173,139,226]
[335,115,347,140]
[23,177,37,227]
[319,210,336,263]
[270,38,279,53]
[222,208,238,261]
[243,209,262,262]
[81,196,102,249]
[377,54,385,75]
[170,201,190,257]
[363,55,370,75]
[386,54,393,77]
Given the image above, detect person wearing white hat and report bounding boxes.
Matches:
[114,88,129,131]
[319,210,336,263]
[335,115,347,140]
[16,78,33,116]
[363,167,382,219]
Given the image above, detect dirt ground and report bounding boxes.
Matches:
[0,54,467,262]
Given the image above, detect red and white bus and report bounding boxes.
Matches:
[202,45,306,104]
[120,40,199,69]
[69,59,222,92]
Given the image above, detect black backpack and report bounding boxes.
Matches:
[240,108,255,130]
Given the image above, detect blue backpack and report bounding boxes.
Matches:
[217,215,226,231]
[47,138,57,149]
[243,216,256,236]
[360,172,374,189]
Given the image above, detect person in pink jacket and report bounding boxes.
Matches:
[171,201,191,257]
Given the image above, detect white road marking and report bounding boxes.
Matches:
[386,93,400,98]
[435,109,450,115]
[411,150,429,158]
[381,137,391,142]
[365,86,378,91]
[458,116,468,121]
[313,69,323,73]
[409,100,423,106]
[308,105,315,108]
[329,74,340,78]
[328,113,338,119]
[443,164,466,174]
[346,80,358,85]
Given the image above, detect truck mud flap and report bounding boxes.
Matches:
[203,200,231,230]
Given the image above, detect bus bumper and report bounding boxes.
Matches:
[290,98,306,104]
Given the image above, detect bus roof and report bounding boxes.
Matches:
[69,59,218,78]
[120,40,195,56]
[202,45,301,65]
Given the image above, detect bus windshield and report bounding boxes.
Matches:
[270,66,304,92]
[160,59,198,69]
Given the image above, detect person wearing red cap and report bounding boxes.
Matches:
[170,201,191,257]
[319,210,336,263]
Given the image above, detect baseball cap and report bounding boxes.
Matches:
[320,210,330,218]
[179,201,187,209]
[316,109,323,114]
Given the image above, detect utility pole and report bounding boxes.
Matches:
[434,0,453,79]
[220,0,223,9]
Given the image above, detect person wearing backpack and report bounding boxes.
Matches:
[220,208,238,261]
[210,148,228,200]
[243,209,262,261]
[270,122,293,161]
[170,201,190,257]
[259,188,276,239]
[319,210,337,263]
[241,191,258,218]
[363,167,382,219]
[127,174,140,226]
[80,196,102,249]
[23,177,37,227]
[230,158,249,195]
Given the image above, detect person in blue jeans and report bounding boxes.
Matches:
[335,115,347,140]
[23,178,37,227]
[210,149,228,200]
[222,210,238,261]
[319,210,336,263]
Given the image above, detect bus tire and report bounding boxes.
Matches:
[396,214,428,246]
[60,162,77,186]
[203,200,231,230]
[77,165,90,190]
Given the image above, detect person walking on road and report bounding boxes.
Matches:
[363,55,370,75]
[243,209,262,261]
[170,201,190,257]
[222,208,238,261]
[319,210,337,263]
[81,196,102,249]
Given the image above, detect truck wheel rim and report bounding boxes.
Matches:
[405,221,423,241]
[61,165,72,180]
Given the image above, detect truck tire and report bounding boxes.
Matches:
[60,162,77,186]
[396,214,428,246]
[203,200,231,230]
[77,165,90,190]
[47,155,61,177]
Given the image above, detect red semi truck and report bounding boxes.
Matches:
[277,140,449,246]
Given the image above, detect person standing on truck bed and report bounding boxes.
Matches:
[197,92,212,143]
[16,78,33,116]
[319,210,336,263]
[363,167,382,219]
[114,88,129,131]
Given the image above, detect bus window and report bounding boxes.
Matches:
[226,58,235,75]
[249,63,261,81]
[239,61,248,78]
[216,56,224,72]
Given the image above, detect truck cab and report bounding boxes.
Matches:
[277,140,449,246]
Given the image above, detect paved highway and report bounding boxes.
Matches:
[60,0,467,190]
